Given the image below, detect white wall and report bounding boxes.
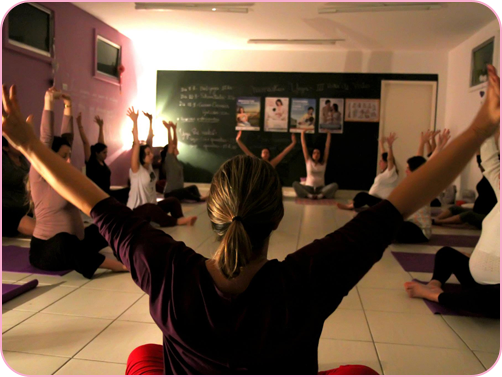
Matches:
[444,19,500,196]
[132,47,448,145]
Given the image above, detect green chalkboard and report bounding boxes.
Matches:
[156,71,437,189]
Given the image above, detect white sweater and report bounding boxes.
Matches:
[469,136,500,285]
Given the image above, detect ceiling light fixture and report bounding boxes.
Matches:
[248,39,344,45]
[135,3,253,13]
[318,3,442,14]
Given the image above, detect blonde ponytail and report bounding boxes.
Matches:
[208,156,284,279]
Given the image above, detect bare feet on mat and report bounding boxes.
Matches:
[336,202,354,210]
[404,281,443,302]
[177,216,198,226]
[100,258,129,273]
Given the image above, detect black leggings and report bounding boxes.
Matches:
[395,221,429,243]
[432,247,500,318]
[30,225,108,279]
[352,192,382,209]
[164,185,202,202]
[133,198,184,227]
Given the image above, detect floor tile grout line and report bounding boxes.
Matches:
[357,286,386,375]
[54,292,150,370]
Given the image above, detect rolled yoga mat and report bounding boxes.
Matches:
[392,252,436,273]
[2,279,39,304]
[2,245,72,276]
[427,234,479,248]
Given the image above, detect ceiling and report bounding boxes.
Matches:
[73,2,497,51]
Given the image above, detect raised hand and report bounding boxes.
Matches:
[437,129,451,151]
[76,112,82,126]
[94,115,104,127]
[387,132,398,146]
[162,120,176,129]
[126,106,139,122]
[420,130,432,143]
[291,133,297,144]
[478,64,500,132]
[236,130,242,141]
[2,85,37,149]
[142,111,153,122]
[61,93,72,106]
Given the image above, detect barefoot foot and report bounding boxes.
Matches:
[177,216,198,226]
[336,202,354,210]
[404,281,443,301]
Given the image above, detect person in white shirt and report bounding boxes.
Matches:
[126,107,197,227]
[336,133,399,210]
[405,125,500,317]
[292,129,338,199]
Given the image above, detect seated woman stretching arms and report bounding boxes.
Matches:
[126,107,197,226]
[27,87,126,278]
[3,64,499,373]
[293,129,338,199]
[337,133,398,210]
[162,120,206,202]
[405,127,500,317]
[236,130,296,168]
[77,113,129,204]
[2,136,35,236]
[433,151,497,229]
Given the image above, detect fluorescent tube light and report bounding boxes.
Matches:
[135,3,253,13]
[319,3,442,14]
[248,39,344,45]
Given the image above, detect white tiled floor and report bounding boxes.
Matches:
[2,200,499,374]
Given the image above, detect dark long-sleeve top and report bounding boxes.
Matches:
[30,110,84,241]
[474,154,498,215]
[91,198,403,374]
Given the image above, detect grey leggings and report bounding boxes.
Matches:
[292,181,339,199]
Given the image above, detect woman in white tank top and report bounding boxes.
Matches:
[126,108,197,227]
[292,129,338,199]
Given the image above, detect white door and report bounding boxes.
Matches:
[380,80,437,179]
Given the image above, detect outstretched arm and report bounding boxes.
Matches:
[76,112,91,162]
[417,130,431,157]
[388,65,500,220]
[270,133,296,167]
[386,132,397,171]
[322,131,331,165]
[236,131,256,158]
[163,120,177,155]
[40,87,60,148]
[127,107,140,173]
[95,115,105,144]
[60,94,74,147]
[379,136,387,155]
[301,129,310,162]
[143,111,154,147]
[429,130,440,156]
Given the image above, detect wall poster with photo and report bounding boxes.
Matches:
[289,98,316,133]
[264,97,289,132]
[345,99,380,122]
[319,98,344,133]
[236,97,261,131]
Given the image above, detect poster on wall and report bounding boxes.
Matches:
[264,97,289,132]
[236,97,261,131]
[289,98,316,133]
[319,98,344,133]
[345,99,380,122]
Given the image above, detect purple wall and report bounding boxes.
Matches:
[2,2,138,185]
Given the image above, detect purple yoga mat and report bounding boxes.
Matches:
[392,252,436,273]
[2,279,39,304]
[427,234,479,248]
[2,245,72,276]
[413,280,485,318]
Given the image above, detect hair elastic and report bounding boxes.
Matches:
[232,216,242,222]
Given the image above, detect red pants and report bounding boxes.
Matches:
[126,344,379,375]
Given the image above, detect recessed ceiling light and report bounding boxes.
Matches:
[248,39,344,45]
